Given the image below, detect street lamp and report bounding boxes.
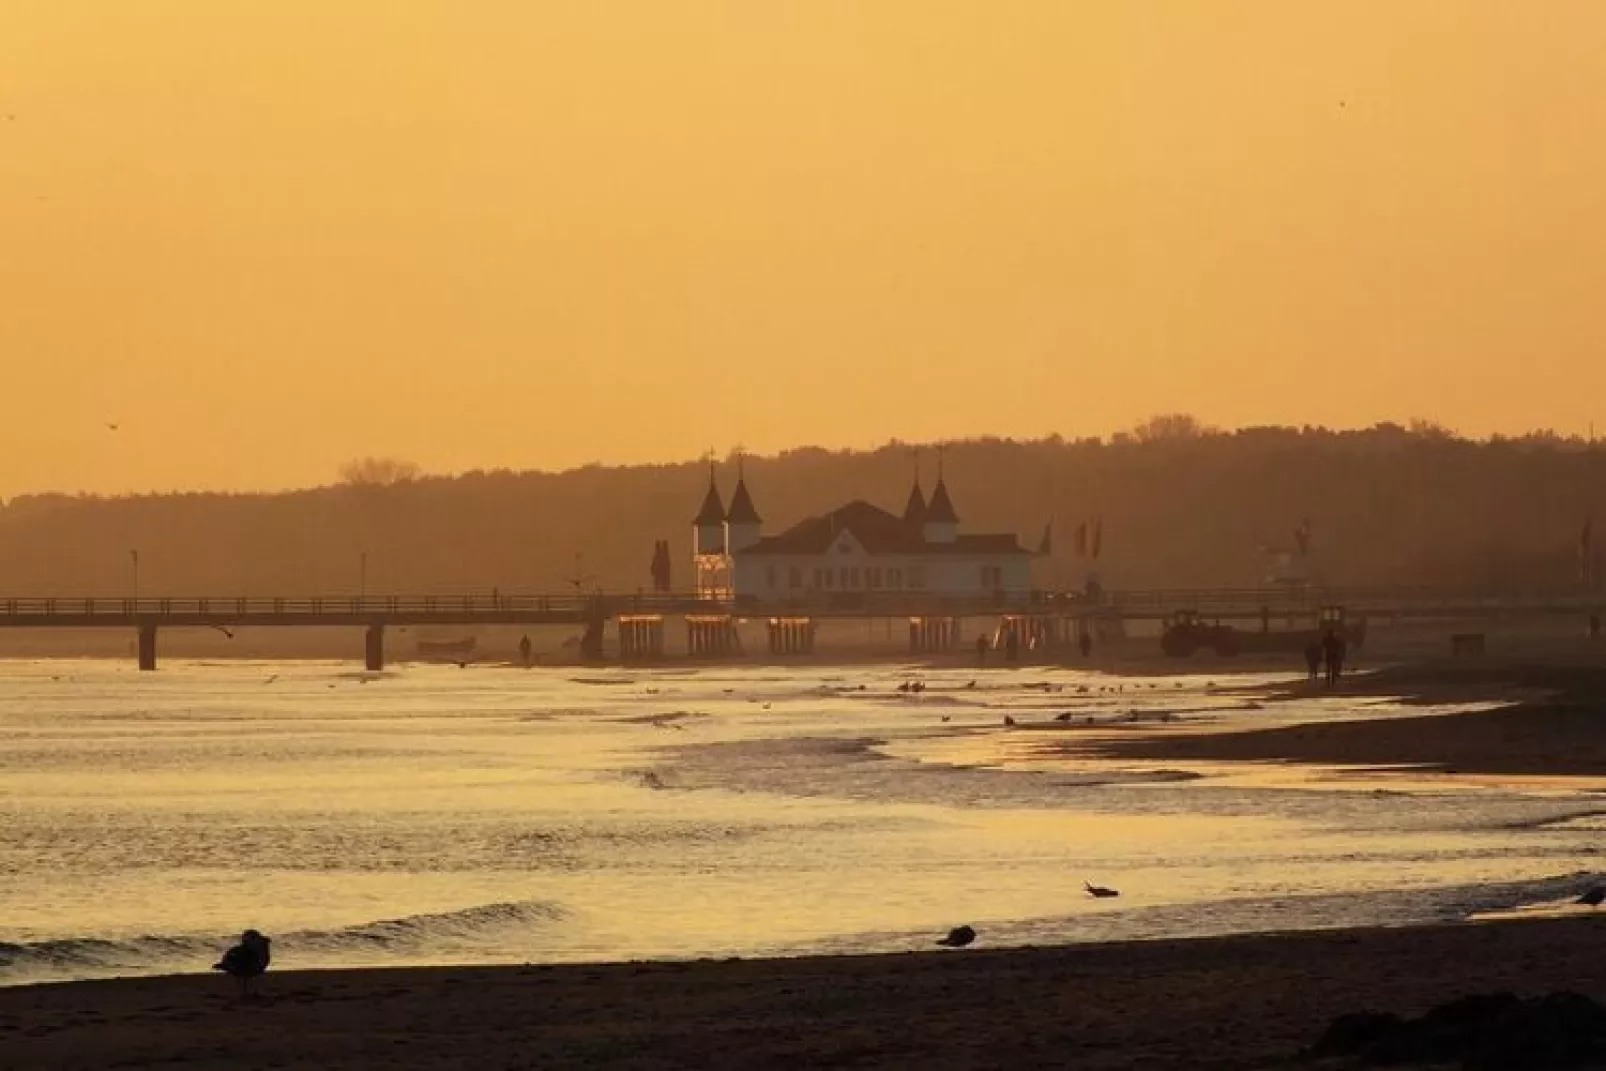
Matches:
[130,549,139,604]
[360,551,368,600]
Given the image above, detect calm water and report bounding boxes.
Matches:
[1,659,1602,985]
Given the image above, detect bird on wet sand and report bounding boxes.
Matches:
[1577,885,1606,907]
[1085,882,1120,899]
[214,929,272,996]
[936,925,976,948]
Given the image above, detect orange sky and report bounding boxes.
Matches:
[3,2,1605,495]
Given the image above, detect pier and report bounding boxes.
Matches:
[0,585,1598,669]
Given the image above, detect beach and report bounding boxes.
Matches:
[4,916,1605,1069]
[6,657,1606,1067]
[1081,662,1606,777]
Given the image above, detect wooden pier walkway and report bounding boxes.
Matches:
[0,586,1597,669]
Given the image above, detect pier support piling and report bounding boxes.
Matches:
[908,617,958,654]
[686,615,737,658]
[766,617,815,655]
[618,615,666,662]
[364,624,385,672]
[136,624,158,671]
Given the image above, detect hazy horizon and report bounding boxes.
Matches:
[6,3,1606,496]
[1,416,1598,501]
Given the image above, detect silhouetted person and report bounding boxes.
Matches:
[1079,631,1093,659]
[214,929,271,996]
[1005,629,1020,663]
[518,634,533,667]
[1321,630,1347,686]
[976,633,989,666]
[1304,638,1322,682]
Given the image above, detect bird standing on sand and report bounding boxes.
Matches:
[214,929,272,995]
[1577,886,1606,907]
[936,925,976,948]
[1085,882,1120,899]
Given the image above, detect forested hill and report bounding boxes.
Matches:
[2,423,1602,596]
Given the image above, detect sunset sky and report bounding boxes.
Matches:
[3,2,1604,495]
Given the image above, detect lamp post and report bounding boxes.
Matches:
[360,552,368,600]
[130,549,139,605]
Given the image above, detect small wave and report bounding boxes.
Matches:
[0,899,568,981]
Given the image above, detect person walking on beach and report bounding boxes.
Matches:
[1303,637,1322,682]
[1079,630,1093,659]
[1321,630,1347,686]
[518,634,533,667]
[976,633,989,667]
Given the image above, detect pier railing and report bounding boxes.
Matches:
[0,584,1597,626]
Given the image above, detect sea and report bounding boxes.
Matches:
[1,659,1602,986]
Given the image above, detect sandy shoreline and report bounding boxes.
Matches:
[5,917,1606,1069]
[1077,662,1606,777]
[10,659,1606,1068]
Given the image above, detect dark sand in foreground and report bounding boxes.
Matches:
[4,918,1606,1070]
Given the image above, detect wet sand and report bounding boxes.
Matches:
[1085,663,1606,776]
[4,917,1606,1069]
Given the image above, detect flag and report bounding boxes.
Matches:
[1036,520,1053,557]
[1073,522,1088,557]
[1091,517,1103,559]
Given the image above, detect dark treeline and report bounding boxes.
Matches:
[2,420,1603,596]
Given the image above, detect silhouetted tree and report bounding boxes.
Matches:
[338,457,422,487]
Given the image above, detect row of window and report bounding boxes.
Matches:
[764,565,930,590]
[762,564,1009,591]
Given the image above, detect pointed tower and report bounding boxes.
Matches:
[693,462,726,555]
[902,457,927,527]
[725,457,763,553]
[923,453,959,544]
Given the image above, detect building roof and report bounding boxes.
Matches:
[693,478,726,526]
[902,481,927,525]
[737,499,1028,557]
[925,477,960,524]
[726,477,762,525]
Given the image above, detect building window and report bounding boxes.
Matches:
[821,568,834,589]
[909,566,926,589]
[889,568,902,588]
[789,567,802,589]
[766,566,777,589]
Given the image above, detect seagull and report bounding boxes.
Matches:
[1085,882,1120,899]
[104,422,120,432]
[1577,886,1605,907]
[935,925,976,948]
[214,929,272,996]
